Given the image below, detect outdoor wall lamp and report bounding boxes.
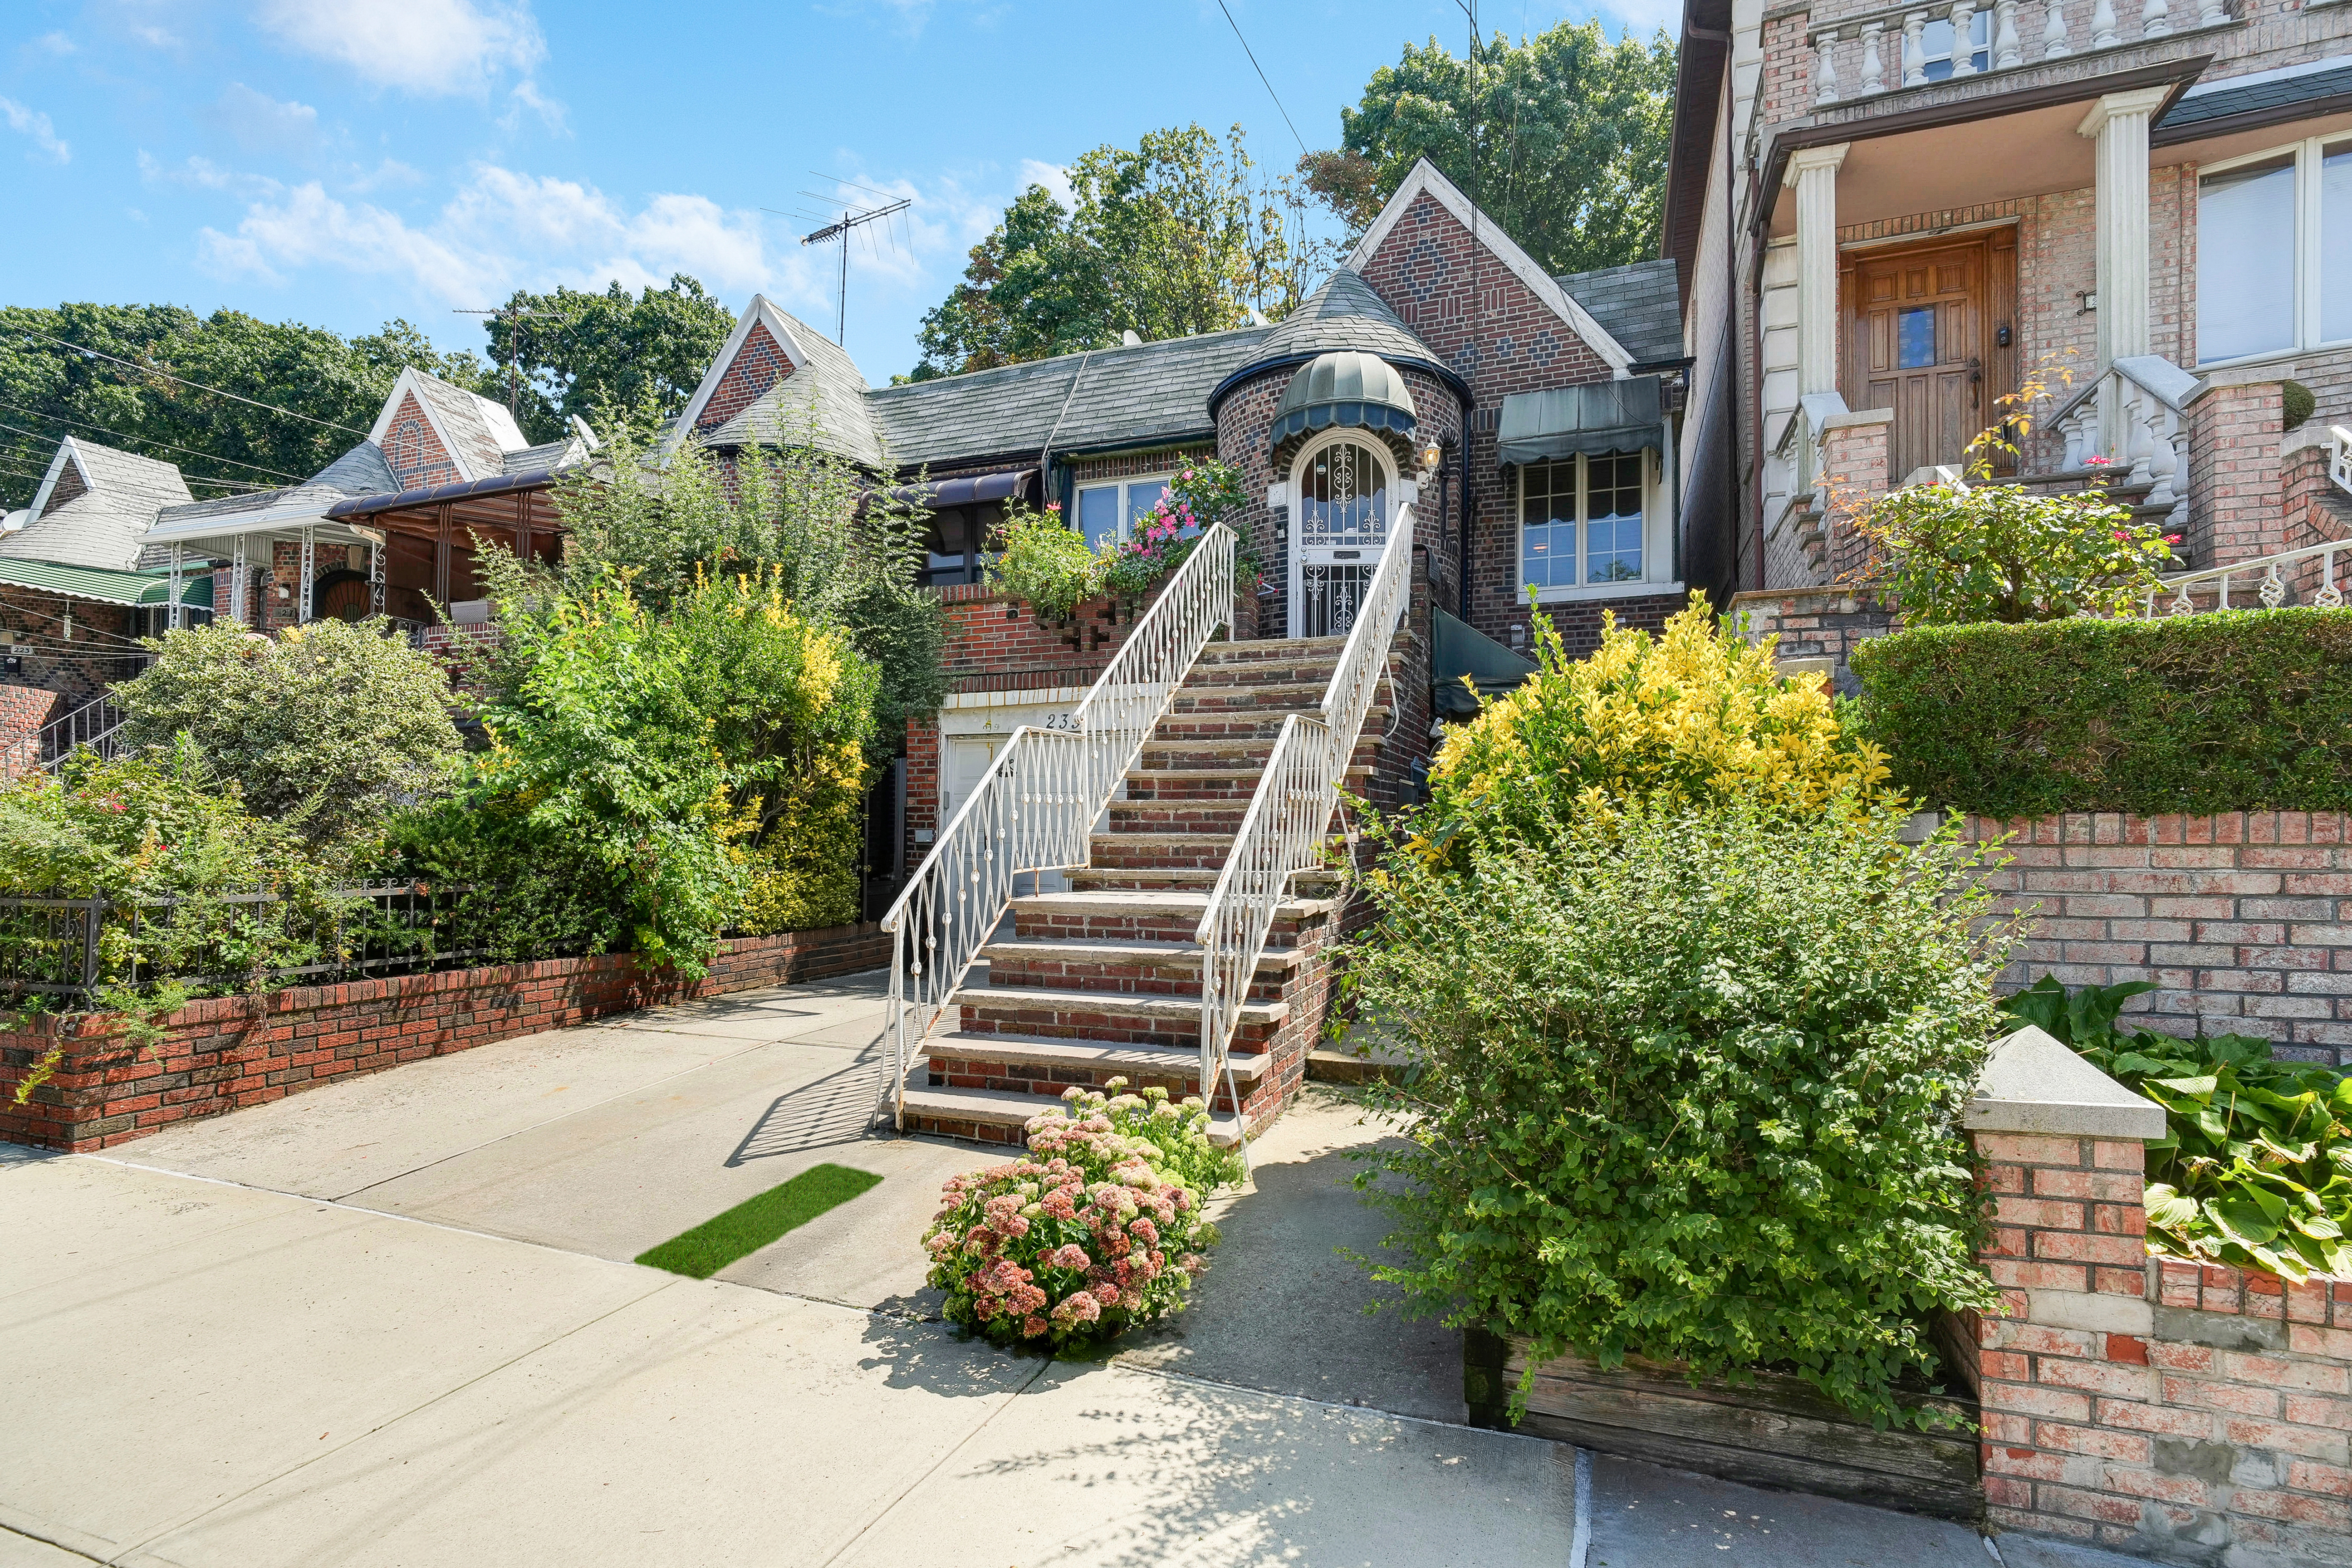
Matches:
[1416,438,1444,475]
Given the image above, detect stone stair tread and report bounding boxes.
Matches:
[979,936,1300,970]
[952,982,1287,1024]
[1127,764,1373,782]
[1009,889,1338,919]
[901,1082,1245,1146]
[923,1027,1269,1081]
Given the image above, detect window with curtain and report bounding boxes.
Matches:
[1073,474,1174,551]
[2197,138,2352,364]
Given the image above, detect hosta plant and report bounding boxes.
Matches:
[2003,977,2352,1281]
[923,1081,1230,1350]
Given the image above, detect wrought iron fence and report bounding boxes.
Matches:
[0,880,497,1005]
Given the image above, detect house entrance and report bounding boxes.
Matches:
[1289,436,1394,638]
[1841,229,2017,481]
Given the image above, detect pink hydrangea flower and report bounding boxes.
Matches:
[1021,1314,1049,1338]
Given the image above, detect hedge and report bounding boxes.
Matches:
[1848,609,2352,817]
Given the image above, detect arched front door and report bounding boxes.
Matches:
[1289,436,1393,639]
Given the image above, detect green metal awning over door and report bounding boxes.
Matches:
[1497,376,1665,466]
[0,558,212,608]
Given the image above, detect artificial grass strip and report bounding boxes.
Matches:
[634,1163,883,1279]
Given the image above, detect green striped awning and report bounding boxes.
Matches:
[0,559,214,609]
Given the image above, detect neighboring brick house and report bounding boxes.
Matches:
[0,371,594,764]
[671,162,1707,863]
[1666,0,2352,618]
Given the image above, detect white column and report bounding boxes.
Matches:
[2078,87,2170,367]
[230,534,246,625]
[1786,143,1851,399]
[167,544,183,632]
[299,527,315,623]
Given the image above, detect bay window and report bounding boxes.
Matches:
[2198,137,2352,365]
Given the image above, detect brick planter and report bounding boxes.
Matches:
[0,921,888,1153]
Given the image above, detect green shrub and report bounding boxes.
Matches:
[2002,978,2352,1282]
[1855,481,2176,625]
[1851,610,2352,817]
[1344,802,2009,1427]
[987,502,1102,619]
[416,567,877,974]
[113,616,461,853]
[2283,379,2316,431]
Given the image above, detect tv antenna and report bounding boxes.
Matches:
[454,303,551,420]
[797,197,908,347]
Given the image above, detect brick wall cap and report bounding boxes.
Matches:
[1822,407,1896,430]
[2190,360,2297,396]
[1966,1024,2166,1140]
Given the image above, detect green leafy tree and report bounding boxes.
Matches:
[529,418,946,755]
[0,304,500,508]
[1312,21,1677,273]
[1856,482,2178,624]
[476,276,735,441]
[111,617,463,854]
[911,125,1329,379]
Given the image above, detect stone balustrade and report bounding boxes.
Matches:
[1808,0,2231,108]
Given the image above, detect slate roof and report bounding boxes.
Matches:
[502,438,582,476]
[153,483,351,525]
[2158,54,2352,137]
[406,370,530,479]
[311,441,399,496]
[1553,259,1683,365]
[867,355,1088,468]
[1228,270,1437,382]
[1050,328,1275,453]
[703,309,885,468]
[0,438,196,571]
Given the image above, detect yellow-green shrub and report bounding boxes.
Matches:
[1418,593,1896,861]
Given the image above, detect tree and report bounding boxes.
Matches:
[476,276,735,441]
[910,124,1330,380]
[0,304,500,508]
[1312,21,1676,275]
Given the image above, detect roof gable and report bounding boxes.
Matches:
[365,367,527,482]
[670,296,816,452]
[5,436,196,571]
[1346,159,1634,376]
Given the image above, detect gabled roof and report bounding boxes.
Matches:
[1553,259,1684,365]
[2,437,196,571]
[365,366,531,481]
[1346,159,1635,376]
[701,309,884,468]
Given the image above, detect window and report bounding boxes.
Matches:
[2198,137,2352,365]
[1918,11,1989,80]
[1073,474,1175,551]
[1297,440,1389,547]
[919,505,1002,588]
[1518,453,1651,592]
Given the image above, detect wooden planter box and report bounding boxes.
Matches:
[1463,1330,1982,1524]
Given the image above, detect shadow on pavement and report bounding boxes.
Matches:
[725,1046,893,1164]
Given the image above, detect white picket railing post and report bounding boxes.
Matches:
[879,523,1236,1131]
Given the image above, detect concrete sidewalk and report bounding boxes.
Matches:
[0,972,2153,1567]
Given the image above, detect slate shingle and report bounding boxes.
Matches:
[1552,259,1683,366]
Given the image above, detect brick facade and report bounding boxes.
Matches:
[1968,1126,2352,1562]
[379,391,461,491]
[695,320,794,435]
[1726,583,1898,696]
[0,585,150,711]
[0,921,891,1154]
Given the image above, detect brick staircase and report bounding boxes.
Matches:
[898,635,1390,1146]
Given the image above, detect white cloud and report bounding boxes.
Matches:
[252,0,544,95]
[0,97,69,163]
[499,78,568,135]
[207,83,320,157]
[199,181,489,299]
[1017,158,1074,212]
[32,31,76,55]
[140,149,278,195]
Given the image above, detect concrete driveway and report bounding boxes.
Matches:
[0,970,2144,1567]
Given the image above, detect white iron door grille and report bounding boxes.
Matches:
[1291,438,1390,638]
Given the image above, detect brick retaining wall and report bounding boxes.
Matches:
[1966,1118,2352,1563]
[1967,813,2352,1066]
[0,921,888,1153]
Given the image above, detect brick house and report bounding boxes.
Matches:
[1666,0,2352,654]
[0,370,590,762]
[670,162,1706,864]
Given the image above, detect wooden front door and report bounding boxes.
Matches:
[1842,231,2016,481]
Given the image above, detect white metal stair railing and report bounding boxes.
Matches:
[0,696,128,777]
[2051,355,2195,532]
[879,522,1237,1130]
[2143,540,2348,615]
[1195,502,1416,1150]
[2328,425,2352,498]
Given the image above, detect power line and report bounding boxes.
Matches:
[15,329,371,436]
[1212,0,1307,156]
[0,426,270,491]
[0,402,307,483]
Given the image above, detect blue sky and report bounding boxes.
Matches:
[0,0,1672,385]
